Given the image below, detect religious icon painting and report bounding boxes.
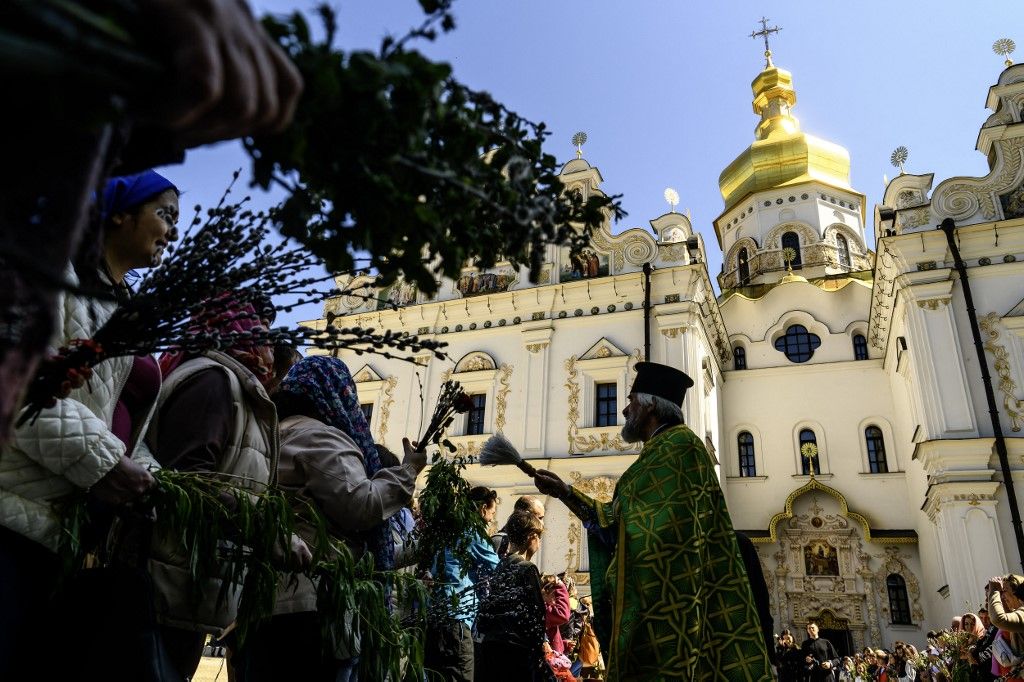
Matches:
[559,246,609,281]
[803,540,839,576]
[376,280,417,310]
[455,266,517,297]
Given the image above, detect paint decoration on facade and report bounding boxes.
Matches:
[377,376,398,443]
[563,473,618,585]
[565,355,631,455]
[494,364,513,432]
[980,312,1024,432]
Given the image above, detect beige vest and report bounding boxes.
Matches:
[145,351,278,632]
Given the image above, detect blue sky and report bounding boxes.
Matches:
[160,1,1023,327]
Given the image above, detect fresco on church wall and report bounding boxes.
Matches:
[804,540,839,576]
[560,247,609,281]
[376,281,417,310]
[456,268,517,297]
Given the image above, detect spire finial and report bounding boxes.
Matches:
[890,146,909,175]
[994,38,1016,68]
[664,187,680,213]
[750,16,782,67]
[783,247,796,272]
[801,442,819,477]
[571,131,588,159]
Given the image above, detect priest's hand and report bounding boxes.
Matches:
[534,469,570,500]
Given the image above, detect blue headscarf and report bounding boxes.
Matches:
[278,356,395,571]
[101,170,177,221]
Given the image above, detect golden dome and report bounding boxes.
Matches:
[779,270,808,285]
[718,62,852,214]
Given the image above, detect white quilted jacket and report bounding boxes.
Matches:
[0,272,157,552]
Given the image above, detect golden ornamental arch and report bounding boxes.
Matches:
[757,477,915,546]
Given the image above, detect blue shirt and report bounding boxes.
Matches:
[432,532,500,625]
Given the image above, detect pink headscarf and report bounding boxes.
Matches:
[961,613,986,639]
[160,300,273,385]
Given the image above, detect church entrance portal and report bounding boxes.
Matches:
[815,610,853,658]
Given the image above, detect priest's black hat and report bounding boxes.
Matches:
[628,362,694,406]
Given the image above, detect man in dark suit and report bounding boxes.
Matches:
[801,622,840,681]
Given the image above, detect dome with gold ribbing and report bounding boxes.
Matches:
[717,41,853,216]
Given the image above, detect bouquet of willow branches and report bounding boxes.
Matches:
[58,469,429,675]
[18,179,447,425]
[417,379,475,451]
[411,380,489,611]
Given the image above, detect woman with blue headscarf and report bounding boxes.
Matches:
[0,170,178,676]
[233,355,426,682]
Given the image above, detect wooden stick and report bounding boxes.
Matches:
[516,460,537,477]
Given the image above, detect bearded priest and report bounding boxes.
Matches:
[533,362,772,681]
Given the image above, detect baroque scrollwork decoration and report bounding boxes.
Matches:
[377,375,398,443]
[563,473,618,585]
[494,364,513,432]
[874,547,925,625]
[565,355,636,454]
[979,312,1024,431]
[933,136,1024,222]
[454,440,481,458]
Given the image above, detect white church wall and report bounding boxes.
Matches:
[720,358,909,533]
[723,279,873,370]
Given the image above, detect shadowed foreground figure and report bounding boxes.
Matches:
[534,362,772,681]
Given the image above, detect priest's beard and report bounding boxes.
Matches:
[621,412,645,443]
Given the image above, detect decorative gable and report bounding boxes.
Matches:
[352,364,383,383]
[580,337,627,361]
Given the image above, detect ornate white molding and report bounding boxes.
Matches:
[916,297,951,310]
[377,376,398,443]
[494,364,513,432]
[564,353,640,454]
[563,473,618,585]
[931,136,1024,225]
[980,312,1024,432]
[873,547,925,625]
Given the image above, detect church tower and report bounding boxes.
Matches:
[715,43,870,292]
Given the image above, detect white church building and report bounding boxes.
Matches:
[312,53,1024,652]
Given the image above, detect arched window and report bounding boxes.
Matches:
[781,231,802,268]
[774,325,821,363]
[799,428,818,475]
[866,426,889,473]
[733,346,747,370]
[836,234,851,268]
[738,248,750,285]
[853,334,869,361]
[738,432,756,477]
[886,574,913,625]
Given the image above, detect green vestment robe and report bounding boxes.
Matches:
[564,424,772,681]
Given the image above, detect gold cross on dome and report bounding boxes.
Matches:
[750,17,782,66]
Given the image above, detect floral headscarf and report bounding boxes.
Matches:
[277,356,394,571]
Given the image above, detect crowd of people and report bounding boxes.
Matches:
[773,577,1024,681]
[2,2,795,679]
[2,170,1019,682]
[0,202,778,681]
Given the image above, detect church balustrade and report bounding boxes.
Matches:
[719,243,871,289]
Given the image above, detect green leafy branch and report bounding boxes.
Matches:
[249,4,625,295]
[57,469,427,676]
